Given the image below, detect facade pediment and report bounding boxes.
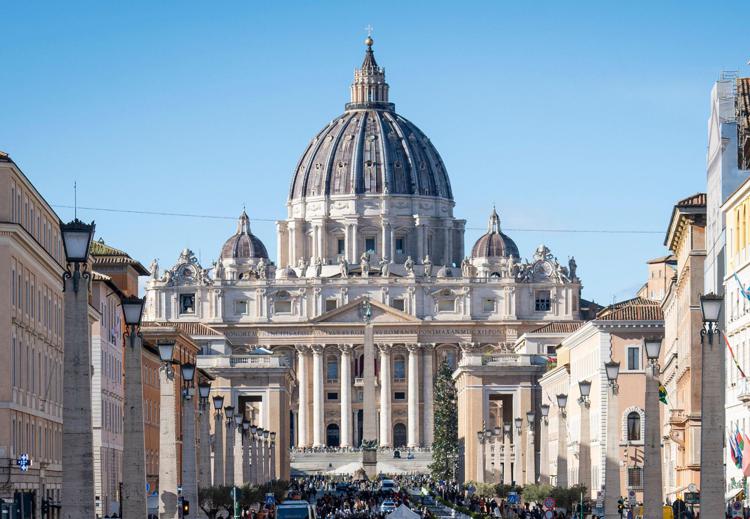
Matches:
[311,297,421,324]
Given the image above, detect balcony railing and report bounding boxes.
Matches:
[738,378,750,405]
[354,377,379,387]
[197,355,290,369]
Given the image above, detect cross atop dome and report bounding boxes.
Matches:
[347,35,393,111]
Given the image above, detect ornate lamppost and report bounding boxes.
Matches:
[224,406,236,486]
[263,430,271,484]
[525,411,536,485]
[212,395,225,486]
[699,293,724,514]
[157,340,179,518]
[249,425,259,485]
[241,419,251,484]
[256,428,266,484]
[514,417,523,485]
[180,361,198,518]
[540,404,550,485]
[643,338,664,519]
[578,380,592,497]
[197,380,212,489]
[269,431,277,481]
[120,295,148,517]
[556,393,568,488]
[60,218,96,518]
[603,360,621,519]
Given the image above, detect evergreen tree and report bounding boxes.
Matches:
[429,360,459,481]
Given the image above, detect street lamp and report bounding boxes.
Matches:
[699,292,724,515]
[578,380,592,498]
[61,218,96,293]
[556,394,568,488]
[198,381,211,401]
[603,360,621,519]
[197,381,212,489]
[212,395,225,486]
[241,419,251,484]
[643,338,663,519]
[119,294,148,517]
[540,405,550,421]
[157,339,180,517]
[180,360,199,515]
[60,218,96,517]
[526,411,536,427]
[514,417,523,433]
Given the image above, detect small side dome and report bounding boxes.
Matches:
[220,211,269,260]
[276,266,298,279]
[471,208,519,259]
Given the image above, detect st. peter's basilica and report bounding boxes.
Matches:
[143,37,593,483]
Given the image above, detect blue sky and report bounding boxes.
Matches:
[1,1,748,304]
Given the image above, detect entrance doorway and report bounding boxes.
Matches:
[326,423,340,447]
[393,423,407,447]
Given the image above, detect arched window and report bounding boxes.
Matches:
[393,355,406,381]
[627,412,641,441]
[327,355,338,383]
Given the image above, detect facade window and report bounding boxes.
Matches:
[325,299,338,312]
[179,294,195,314]
[394,391,406,401]
[483,298,495,312]
[627,467,643,489]
[393,355,406,381]
[627,411,641,441]
[390,298,405,311]
[326,392,338,401]
[274,291,292,314]
[535,290,551,311]
[365,238,376,254]
[438,298,455,312]
[337,239,345,255]
[395,238,405,255]
[234,300,248,315]
[326,356,338,382]
[627,347,640,371]
[444,351,457,369]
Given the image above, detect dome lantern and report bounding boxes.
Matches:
[347,37,393,111]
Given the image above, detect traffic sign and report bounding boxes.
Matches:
[543,497,556,509]
[627,489,636,506]
[545,511,554,519]
[507,492,519,505]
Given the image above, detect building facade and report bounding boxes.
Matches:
[540,298,664,503]
[143,38,589,480]
[0,152,65,517]
[660,194,706,501]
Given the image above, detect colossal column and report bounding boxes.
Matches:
[378,344,393,447]
[339,345,353,447]
[311,344,325,447]
[407,344,421,447]
[295,345,309,447]
[422,344,435,445]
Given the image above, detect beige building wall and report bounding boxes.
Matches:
[661,193,705,500]
[0,153,65,514]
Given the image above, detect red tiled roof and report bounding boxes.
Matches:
[90,238,150,275]
[530,322,585,334]
[142,321,223,337]
[596,297,663,321]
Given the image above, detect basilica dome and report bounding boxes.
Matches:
[288,39,453,201]
[220,211,269,260]
[471,208,519,258]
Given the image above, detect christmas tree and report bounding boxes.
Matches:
[429,360,459,481]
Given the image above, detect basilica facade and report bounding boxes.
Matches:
[143,38,588,481]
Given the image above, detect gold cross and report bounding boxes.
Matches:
[364,24,374,38]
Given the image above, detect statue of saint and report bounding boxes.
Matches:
[257,257,267,280]
[360,252,370,277]
[404,256,415,276]
[461,257,472,278]
[314,256,323,277]
[339,255,349,278]
[568,256,578,281]
[423,255,433,277]
[380,257,390,277]
[149,258,159,280]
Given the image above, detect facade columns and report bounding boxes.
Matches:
[249,432,258,485]
[422,344,435,445]
[407,344,420,447]
[513,425,523,485]
[213,411,224,486]
[312,344,325,447]
[339,345,353,447]
[258,436,267,483]
[296,345,309,447]
[379,344,393,447]
[270,439,277,480]
[122,334,147,518]
[158,366,178,519]
[242,432,250,484]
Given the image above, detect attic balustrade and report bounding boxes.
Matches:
[197,355,290,369]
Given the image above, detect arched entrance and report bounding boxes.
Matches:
[393,423,407,448]
[326,423,340,447]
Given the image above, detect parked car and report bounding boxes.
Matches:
[380,500,397,513]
